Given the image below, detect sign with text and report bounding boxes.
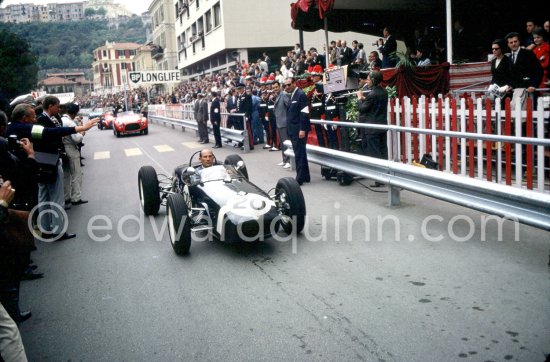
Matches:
[323,66,347,93]
[129,70,181,84]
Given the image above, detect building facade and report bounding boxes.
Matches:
[148,0,178,91]
[39,72,93,96]
[173,0,380,79]
[0,0,133,23]
[92,41,142,93]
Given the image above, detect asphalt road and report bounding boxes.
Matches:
[19,122,550,362]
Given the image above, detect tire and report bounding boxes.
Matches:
[321,166,332,180]
[138,166,161,215]
[115,130,121,137]
[143,127,148,135]
[98,123,103,130]
[337,171,354,186]
[224,154,248,179]
[276,177,306,234]
[166,193,191,255]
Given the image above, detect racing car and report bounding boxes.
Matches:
[113,111,148,137]
[138,152,306,255]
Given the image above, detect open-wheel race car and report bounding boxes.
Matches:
[137,151,306,255]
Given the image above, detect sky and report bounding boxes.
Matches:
[0,0,151,15]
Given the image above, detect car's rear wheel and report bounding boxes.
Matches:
[138,166,161,215]
[166,193,191,255]
[224,154,248,179]
[275,177,306,234]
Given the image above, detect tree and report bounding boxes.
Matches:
[0,30,38,112]
[96,7,107,17]
[84,8,96,17]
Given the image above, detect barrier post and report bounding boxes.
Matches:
[468,98,475,178]
[504,98,512,185]
[451,98,458,174]
[242,114,250,153]
[485,98,492,181]
[525,97,533,189]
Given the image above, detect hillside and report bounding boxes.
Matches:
[0,17,147,70]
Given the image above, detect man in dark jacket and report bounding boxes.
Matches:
[284,77,311,185]
[377,27,397,68]
[505,32,543,92]
[357,70,388,160]
[209,92,222,148]
[196,93,209,144]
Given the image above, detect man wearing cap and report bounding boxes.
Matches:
[357,70,388,186]
[258,91,272,149]
[236,84,254,150]
[209,92,222,148]
[284,77,311,185]
[196,93,209,144]
[309,65,326,148]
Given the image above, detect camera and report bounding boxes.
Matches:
[7,135,22,153]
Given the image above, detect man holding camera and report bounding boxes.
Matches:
[377,27,397,68]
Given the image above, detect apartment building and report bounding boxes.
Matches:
[148,0,179,91]
[92,41,142,93]
[173,0,379,79]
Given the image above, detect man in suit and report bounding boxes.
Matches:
[226,89,238,129]
[196,93,209,144]
[357,70,388,161]
[34,96,78,241]
[340,40,354,66]
[377,27,397,68]
[284,77,311,185]
[505,32,543,92]
[235,84,254,150]
[209,92,222,148]
[272,81,290,167]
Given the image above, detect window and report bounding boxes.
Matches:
[196,0,200,9]
[205,10,212,32]
[213,3,221,27]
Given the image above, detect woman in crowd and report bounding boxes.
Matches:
[532,27,549,89]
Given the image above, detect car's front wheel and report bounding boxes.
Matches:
[142,127,148,135]
[166,193,191,255]
[138,166,161,215]
[275,177,306,234]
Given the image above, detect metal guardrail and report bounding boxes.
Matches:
[284,116,550,231]
[149,113,250,152]
[284,142,550,231]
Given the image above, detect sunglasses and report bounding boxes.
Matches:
[283,83,292,87]
[492,47,500,51]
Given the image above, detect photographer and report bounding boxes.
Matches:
[1,121,38,325]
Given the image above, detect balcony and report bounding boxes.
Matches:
[151,46,164,60]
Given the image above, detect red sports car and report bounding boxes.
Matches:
[101,110,116,130]
[113,111,148,137]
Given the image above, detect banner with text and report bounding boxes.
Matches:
[129,70,181,85]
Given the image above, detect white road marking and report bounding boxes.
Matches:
[132,141,169,174]
[94,151,111,160]
[182,142,203,149]
[125,148,143,157]
[154,145,175,153]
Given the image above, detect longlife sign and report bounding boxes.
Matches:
[129,70,181,84]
